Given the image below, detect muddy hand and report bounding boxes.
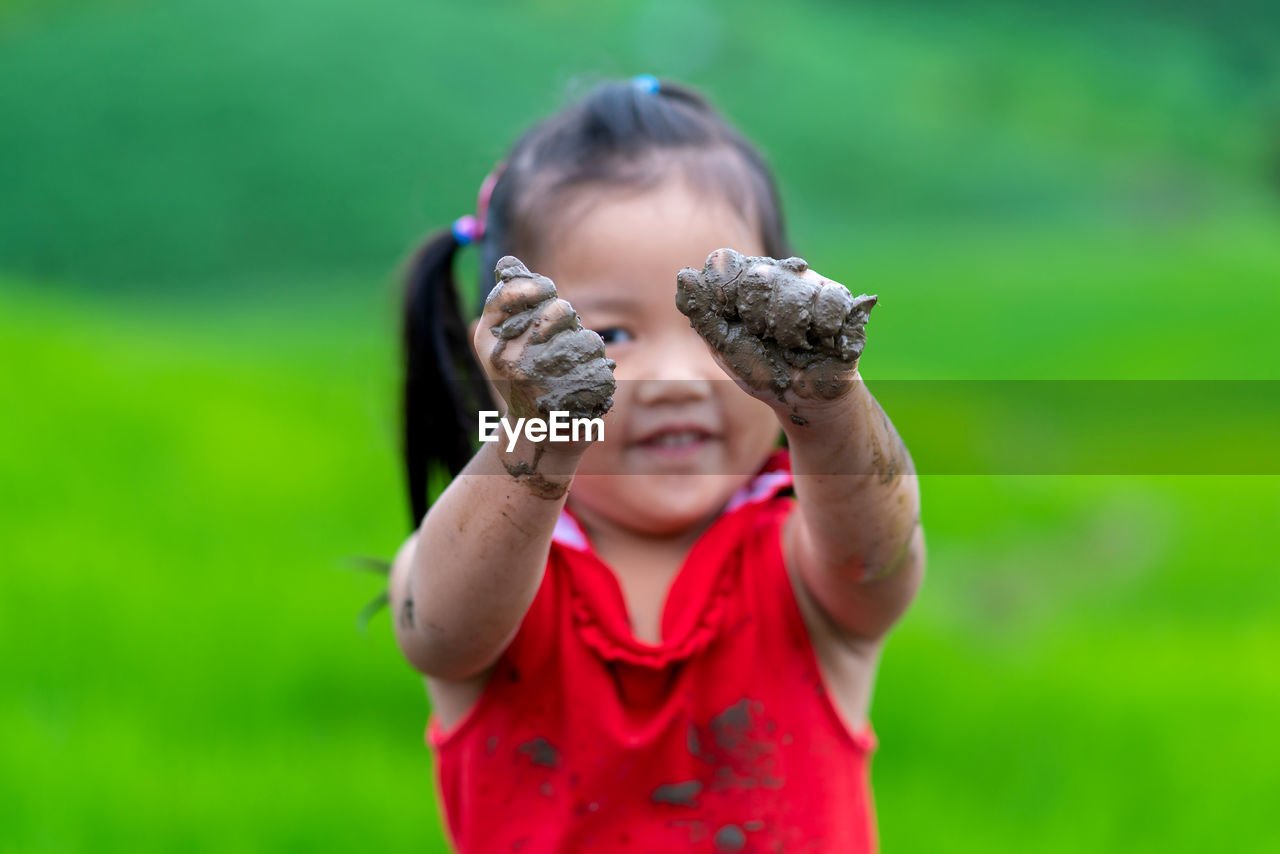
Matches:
[675,248,877,402]
[477,256,616,421]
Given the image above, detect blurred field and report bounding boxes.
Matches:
[3,0,1279,851]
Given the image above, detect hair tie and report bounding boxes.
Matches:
[632,74,660,95]
[452,215,478,246]
[475,163,505,236]
[453,162,507,247]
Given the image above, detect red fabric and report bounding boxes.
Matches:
[428,451,879,852]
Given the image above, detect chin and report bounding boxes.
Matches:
[624,474,743,535]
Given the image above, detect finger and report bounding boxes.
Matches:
[528,327,608,376]
[484,256,558,320]
[675,266,716,318]
[735,263,775,336]
[490,300,588,376]
[494,307,538,341]
[528,298,581,344]
[840,293,877,340]
[715,323,789,396]
[778,256,809,275]
[737,260,824,349]
[770,270,819,350]
[533,357,617,419]
[703,248,748,289]
[812,283,855,341]
[848,293,879,319]
[836,315,871,362]
[687,311,733,352]
[799,267,837,288]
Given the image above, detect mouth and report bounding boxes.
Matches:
[631,425,719,455]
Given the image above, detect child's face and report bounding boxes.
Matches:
[530,176,782,535]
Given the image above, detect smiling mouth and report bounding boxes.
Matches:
[634,428,718,450]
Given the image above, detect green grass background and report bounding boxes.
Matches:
[2,0,1279,850]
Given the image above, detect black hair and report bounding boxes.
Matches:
[399,77,793,530]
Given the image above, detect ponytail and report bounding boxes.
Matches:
[400,229,495,530]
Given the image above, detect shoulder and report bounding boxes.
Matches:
[389,531,418,588]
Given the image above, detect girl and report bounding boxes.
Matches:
[389,76,924,853]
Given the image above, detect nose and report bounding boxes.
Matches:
[632,328,718,406]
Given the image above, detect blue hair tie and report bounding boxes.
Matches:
[632,74,660,95]
[452,215,478,246]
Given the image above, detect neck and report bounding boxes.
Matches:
[567,498,719,576]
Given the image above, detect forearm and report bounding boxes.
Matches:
[782,375,921,582]
[392,437,582,679]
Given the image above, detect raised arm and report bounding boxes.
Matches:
[781,378,924,642]
[391,438,582,679]
[391,257,614,680]
[676,249,924,643]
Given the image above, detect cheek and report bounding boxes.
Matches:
[598,343,645,382]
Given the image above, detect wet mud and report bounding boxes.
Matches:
[713,824,747,852]
[675,248,877,401]
[651,780,703,807]
[500,458,570,500]
[488,256,616,421]
[517,736,561,769]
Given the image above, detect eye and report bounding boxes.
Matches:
[595,327,634,346]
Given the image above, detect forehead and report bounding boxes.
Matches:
[534,176,765,313]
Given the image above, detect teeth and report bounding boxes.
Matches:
[650,430,703,448]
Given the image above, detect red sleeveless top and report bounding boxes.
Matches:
[427,452,879,852]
